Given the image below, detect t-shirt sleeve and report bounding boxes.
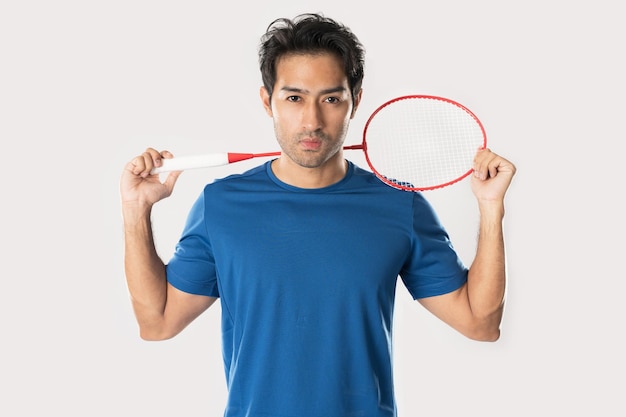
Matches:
[400,193,468,299]
[166,190,220,297]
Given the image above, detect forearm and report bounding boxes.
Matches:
[123,205,169,332]
[466,203,507,337]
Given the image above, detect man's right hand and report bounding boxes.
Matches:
[120,148,182,209]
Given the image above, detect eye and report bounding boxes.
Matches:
[287,96,301,102]
[324,96,340,104]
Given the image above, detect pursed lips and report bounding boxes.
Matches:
[299,137,323,150]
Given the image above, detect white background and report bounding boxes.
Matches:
[1,1,624,415]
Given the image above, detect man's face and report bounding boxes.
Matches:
[261,53,360,169]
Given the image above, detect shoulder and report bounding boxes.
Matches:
[349,161,430,206]
[203,161,274,194]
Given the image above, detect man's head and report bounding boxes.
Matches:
[258,13,365,108]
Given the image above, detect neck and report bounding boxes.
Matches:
[271,153,348,189]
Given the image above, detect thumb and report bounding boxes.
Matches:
[161,170,183,192]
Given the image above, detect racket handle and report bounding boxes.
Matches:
[151,153,232,174]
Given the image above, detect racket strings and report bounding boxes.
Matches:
[364,97,485,190]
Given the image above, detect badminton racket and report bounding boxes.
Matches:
[151,95,487,191]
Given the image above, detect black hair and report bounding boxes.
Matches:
[258,13,365,106]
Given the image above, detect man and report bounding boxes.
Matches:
[120,13,516,416]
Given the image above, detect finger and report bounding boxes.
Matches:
[473,148,495,180]
[132,149,173,178]
[480,155,516,185]
[486,154,516,178]
[128,154,150,176]
[159,151,182,191]
[137,152,158,177]
[144,147,166,169]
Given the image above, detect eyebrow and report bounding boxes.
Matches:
[279,86,348,95]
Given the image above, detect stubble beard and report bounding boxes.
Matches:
[277,129,346,169]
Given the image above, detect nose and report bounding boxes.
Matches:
[301,102,323,131]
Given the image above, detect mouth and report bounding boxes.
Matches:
[299,138,323,151]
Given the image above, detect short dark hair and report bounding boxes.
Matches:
[258,13,365,106]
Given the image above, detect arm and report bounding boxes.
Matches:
[121,148,217,341]
[418,149,516,341]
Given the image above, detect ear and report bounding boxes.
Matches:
[350,89,363,119]
[260,86,273,117]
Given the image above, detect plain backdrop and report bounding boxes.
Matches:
[1,1,624,416]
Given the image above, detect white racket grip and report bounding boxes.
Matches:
[151,153,230,174]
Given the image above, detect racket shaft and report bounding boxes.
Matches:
[149,145,363,175]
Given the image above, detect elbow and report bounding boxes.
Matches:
[139,331,171,342]
[132,309,182,341]
[484,326,501,342]
[460,312,503,342]
[137,323,178,341]
[466,326,501,342]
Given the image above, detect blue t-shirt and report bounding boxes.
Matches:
[166,161,468,417]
